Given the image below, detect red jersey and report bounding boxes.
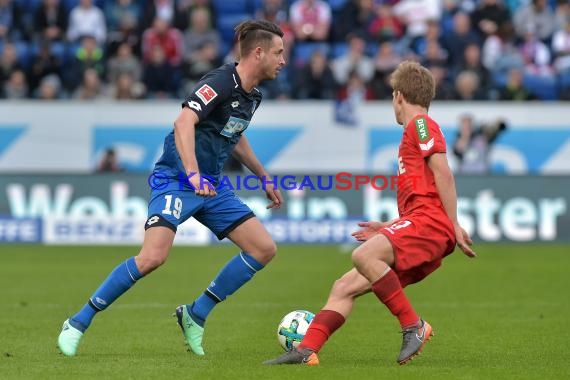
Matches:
[396,114,447,216]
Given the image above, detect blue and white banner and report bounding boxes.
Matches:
[0,102,568,174]
[0,216,42,243]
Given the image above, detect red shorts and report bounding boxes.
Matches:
[379,212,456,287]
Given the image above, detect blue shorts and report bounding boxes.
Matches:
[146,181,255,240]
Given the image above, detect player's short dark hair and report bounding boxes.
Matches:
[235,20,283,57]
[390,61,435,109]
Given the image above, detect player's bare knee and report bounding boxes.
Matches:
[351,245,369,270]
[136,249,169,274]
[250,240,277,264]
[330,277,354,299]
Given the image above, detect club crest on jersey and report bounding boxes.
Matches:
[196,84,218,105]
[415,117,429,142]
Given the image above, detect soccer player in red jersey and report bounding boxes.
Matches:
[265,60,476,366]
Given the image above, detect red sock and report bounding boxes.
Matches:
[299,309,345,353]
[371,269,419,329]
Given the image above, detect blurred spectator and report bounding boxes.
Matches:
[106,12,141,57]
[33,0,68,43]
[552,17,570,73]
[181,40,221,92]
[34,73,63,99]
[411,19,443,57]
[422,40,449,67]
[143,0,175,29]
[441,12,480,66]
[143,45,177,99]
[67,0,107,45]
[482,20,524,72]
[452,43,491,92]
[183,7,220,64]
[470,0,511,40]
[2,69,28,99]
[106,42,142,83]
[293,49,335,99]
[452,70,487,100]
[73,68,105,100]
[338,69,375,103]
[104,0,141,32]
[331,32,374,86]
[67,35,105,91]
[173,0,217,32]
[142,17,184,67]
[223,39,239,64]
[289,0,332,42]
[335,70,373,125]
[97,147,124,172]
[0,42,22,84]
[370,41,402,99]
[453,114,508,174]
[368,3,404,43]
[499,68,537,100]
[256,0,295,62]
[519,25,553,76]
[393,0,442,41]
[28,41,62,93]
[0,0,26,41]
[554,0,570,31]
[429,64,456,100]
[513,0,555,42]
[106,71,145,100]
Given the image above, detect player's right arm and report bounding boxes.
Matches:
[174,107,216,197]
[427,152,476,258]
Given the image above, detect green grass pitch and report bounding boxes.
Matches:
[1,244,569,379]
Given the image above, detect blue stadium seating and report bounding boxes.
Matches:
[523,74,557,100]
[559,72,570,89]
[212,0,249,14]
[293,42,330,67]
[328,0,349,11]
[217,14,251,42]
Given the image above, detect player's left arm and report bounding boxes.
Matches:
[233,136,283,209]
[427,153,476,258]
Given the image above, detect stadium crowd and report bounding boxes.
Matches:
[1,0,570,101]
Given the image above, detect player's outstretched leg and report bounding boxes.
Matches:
[57,256,144,356]
[174,304,205,356]
[263,348,320,365]
[398,319,434,365]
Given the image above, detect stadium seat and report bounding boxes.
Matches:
[212,0,249,14]
[217,14,251,42]
[293,42,330,67]
[331,42,348,59]
[559,72,570,89]
[328,0,348,11]
[523,74,557,100]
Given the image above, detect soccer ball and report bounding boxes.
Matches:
[277,310,314,351]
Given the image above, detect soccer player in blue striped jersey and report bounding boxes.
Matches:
[58,20,286,357]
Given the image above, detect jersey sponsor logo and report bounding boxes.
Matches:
[195,84,218,105]
[220,116,250,138]
[187,100,202,112]
[415,117,429,142]
[419,137,435,151]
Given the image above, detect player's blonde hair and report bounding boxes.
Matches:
[235,20,284,58]
[390,61,435,109]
